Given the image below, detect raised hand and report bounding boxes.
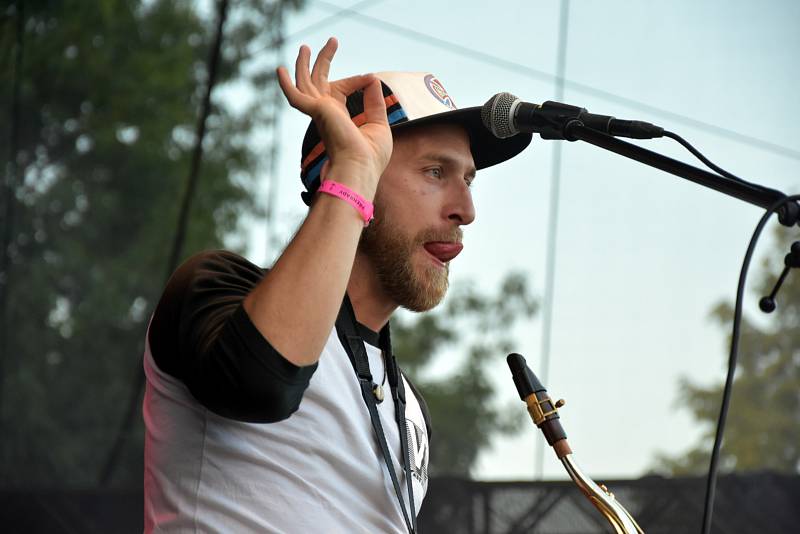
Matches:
[276,38,392,195]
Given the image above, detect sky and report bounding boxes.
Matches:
[231,0,800,480]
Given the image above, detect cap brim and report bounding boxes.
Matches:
[389,106,532,170]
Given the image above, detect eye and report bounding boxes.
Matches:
[425,167,443,179]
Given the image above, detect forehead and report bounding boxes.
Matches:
[392,123,473,163]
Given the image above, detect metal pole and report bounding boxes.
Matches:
[536,0,570,479]
[264,23,285,262]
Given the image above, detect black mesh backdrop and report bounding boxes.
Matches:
[0,472,797,533]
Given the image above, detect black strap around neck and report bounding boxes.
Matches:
[335,295,417,534]
[381,318,417,534]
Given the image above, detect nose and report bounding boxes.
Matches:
[446,179,476,226]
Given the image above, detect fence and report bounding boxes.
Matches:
[1,472,797,533]
[419,472,800,533]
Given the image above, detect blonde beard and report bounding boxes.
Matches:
[358,210,452,313]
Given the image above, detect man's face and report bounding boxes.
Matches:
[358,123,476,312]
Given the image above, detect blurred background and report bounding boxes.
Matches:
[1,0,798,532]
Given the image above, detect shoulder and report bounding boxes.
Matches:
[171,249,264,289]
[156,249,264,316]
[148,249,266,376]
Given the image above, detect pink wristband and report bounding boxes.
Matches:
[318,180,374,226]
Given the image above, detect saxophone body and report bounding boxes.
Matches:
[507,353,644,534]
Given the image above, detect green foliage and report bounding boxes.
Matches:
[394,272,537,476]
[653,226,800,475]
[0,0,529,488]
[0,0,298,487]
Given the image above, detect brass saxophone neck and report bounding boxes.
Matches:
[507,353,645,534]
[561,454,644,534]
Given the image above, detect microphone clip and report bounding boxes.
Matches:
[525,101,664,141]
[759,241,800,313]
[533,101,592,141]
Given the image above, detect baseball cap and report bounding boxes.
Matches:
[299,71,532,205]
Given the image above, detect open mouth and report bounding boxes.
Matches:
[423,242,463,265]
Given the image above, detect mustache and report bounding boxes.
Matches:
[417,227,463,245]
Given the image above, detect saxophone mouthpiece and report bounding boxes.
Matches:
[507,353,569,454]
[507,353,543,399]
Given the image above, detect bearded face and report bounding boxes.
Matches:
[354,123,473,313]
[358,195,461,312]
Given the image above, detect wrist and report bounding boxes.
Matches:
[318,179,375,226]
[324,163,379,200]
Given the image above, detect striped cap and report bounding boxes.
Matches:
[299,72,532,205]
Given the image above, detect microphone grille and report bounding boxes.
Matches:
[481,92,520,139]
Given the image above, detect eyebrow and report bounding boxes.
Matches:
[418,153,477,180]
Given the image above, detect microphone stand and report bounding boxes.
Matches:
[536,115,800,534]
[559,122,800,227]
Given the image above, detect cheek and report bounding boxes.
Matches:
[377,171,443,228]
[386,167,437,195]
[396,188,438,227]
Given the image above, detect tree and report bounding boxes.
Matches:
[0,0,299,487]
[0,0,530,487]
[394,272,537,476]
[653,226,800,475]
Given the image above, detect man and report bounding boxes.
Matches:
[143,38,530,532]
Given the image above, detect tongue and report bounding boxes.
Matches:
[424,242,463,263]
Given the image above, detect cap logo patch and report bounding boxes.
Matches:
[424,74,456,110]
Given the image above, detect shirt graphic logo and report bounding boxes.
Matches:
[424,74,456,110]
[406,420,429,486]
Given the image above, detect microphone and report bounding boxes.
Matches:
[481,92,664,141]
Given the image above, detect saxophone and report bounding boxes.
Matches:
[507,353,644,534]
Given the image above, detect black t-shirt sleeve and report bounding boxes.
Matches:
[148,249,317,423]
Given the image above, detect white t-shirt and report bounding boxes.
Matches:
[143,323,430,533]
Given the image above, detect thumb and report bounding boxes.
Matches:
[362,77,389,126]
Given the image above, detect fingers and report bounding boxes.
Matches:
[278,40,331,111]
[311,37,337,88]
[331,74,378,99]
[276,65,312,111]
[294,44,316,95]
[362,77,389,126]
[277,40,387,128]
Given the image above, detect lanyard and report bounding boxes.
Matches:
[335,295,417,534]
